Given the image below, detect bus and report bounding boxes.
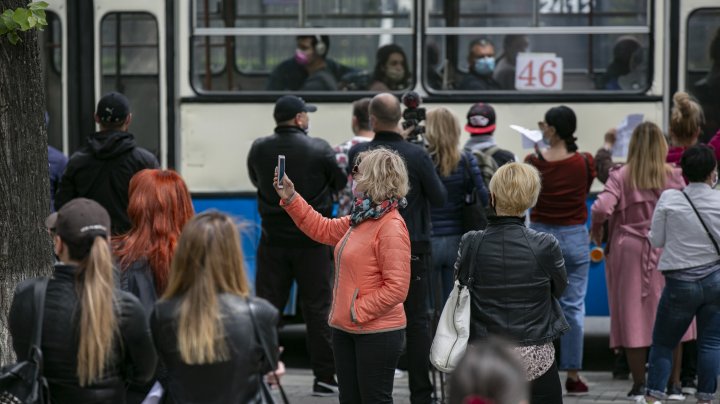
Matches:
[40,0,719,316]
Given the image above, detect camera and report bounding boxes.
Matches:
[401,91,426,145]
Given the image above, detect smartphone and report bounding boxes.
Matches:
[277,155,286,189]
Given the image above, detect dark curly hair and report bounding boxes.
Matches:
[372,44,412,90]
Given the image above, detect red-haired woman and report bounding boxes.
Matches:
[114,169,194,403]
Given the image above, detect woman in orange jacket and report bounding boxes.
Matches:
[274,147,411,404]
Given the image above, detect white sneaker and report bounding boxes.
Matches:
[635,397,663,404]
[394,369,405,379]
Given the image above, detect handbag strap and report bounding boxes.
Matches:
[457,231,486,286]
[682,191,720,256]
[29,277,50,361]
[246,298,289,404]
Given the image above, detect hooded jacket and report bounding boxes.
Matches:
[55,131,159,235]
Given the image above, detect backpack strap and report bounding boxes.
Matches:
[29,278,49,362]
[483,145,500,159]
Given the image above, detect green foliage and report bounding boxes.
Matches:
[0,2,48,44]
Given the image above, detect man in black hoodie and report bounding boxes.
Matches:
[55,92,159,235]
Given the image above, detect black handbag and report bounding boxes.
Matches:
[461,152,489,231]
[0,278,50,404]
[247,298,289,404]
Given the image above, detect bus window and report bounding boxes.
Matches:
[100,13,160,157]
[192,0,414,93]
[39,11,62,150]
[686,8,720,143]
[425,0,651,94]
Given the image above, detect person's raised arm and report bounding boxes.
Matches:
[595,128,616,184]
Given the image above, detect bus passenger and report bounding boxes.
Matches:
[274,148,411,404]
[247,95,346,396]
[493,34,529,90]
[454,162,567,404]
[644,145,720,404]
[525,105,596,395]
[151,212,281,403]
[590,122,692,400]
[458,39,501,91]
[10,198,157,403]
[598,36,641,90]
[369,44,412,91]
[55,92,160,235]
[266,35,354,92]
[691,27,720,143]
[334,98,374,217]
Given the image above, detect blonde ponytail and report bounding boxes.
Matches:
[77,237,118,386]
[670,92,703,146]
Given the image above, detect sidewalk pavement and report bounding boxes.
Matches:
[270,368,702,403]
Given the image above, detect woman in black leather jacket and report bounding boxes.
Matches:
[10,198,157,404]
[151,212,280,404]
[454,163,569,404]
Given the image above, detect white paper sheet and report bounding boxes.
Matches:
[612,114,644,158]
[510,124,546,149]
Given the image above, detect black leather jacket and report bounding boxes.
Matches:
[9,265,157,404]
[458,216,570,346]
[247,125,346,247]
[151,294,279,404]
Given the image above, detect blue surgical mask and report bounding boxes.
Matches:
[473,56,495,76]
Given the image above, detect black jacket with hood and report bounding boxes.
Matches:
[55,130,159,235]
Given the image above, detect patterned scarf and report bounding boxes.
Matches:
[350,194,407,226]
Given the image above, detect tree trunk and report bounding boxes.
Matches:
[0,0,54,365]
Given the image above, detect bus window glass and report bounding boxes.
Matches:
[192,0,414,93]
[101,13,160,157]
[39,11,63,150]
[425,0,650,93]
[686,9,720,143]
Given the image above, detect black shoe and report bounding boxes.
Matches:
[313,379,339,397]
[627,383,645,400]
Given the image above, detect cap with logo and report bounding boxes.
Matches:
[96,92,130,124]
[465,103,496,135]
[52,198,111,255]
[273,95,317,122]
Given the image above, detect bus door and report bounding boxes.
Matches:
[92,0,169,166]
[678,1,720,143]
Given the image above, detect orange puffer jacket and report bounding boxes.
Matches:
[282,194,410,333]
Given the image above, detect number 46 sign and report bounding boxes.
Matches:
[515,53,563,91]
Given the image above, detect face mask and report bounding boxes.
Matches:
[351,180,364,199]
[294,49,310,65]
[302,121,311,134]
[712,172,718,188]
[385,67,405,82]
[473,56,495,76]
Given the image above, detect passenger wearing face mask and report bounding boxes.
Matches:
[458,38,501,91]
[267,35,355,92]
[370,44,412,92]
[247,95,347,397]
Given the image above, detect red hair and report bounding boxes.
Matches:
[114,169,194,294]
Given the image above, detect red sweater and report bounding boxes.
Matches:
[525,152,596,226]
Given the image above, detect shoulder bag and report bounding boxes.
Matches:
[430,231,485,373]
[0,278,50,404]
[682,191,720,256]
[247,298,289,404]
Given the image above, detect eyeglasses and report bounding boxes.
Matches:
[351,164,359,177]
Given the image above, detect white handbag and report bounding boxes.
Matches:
[429,231,484,373]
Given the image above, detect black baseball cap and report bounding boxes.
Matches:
[273,95,317,123]
[465,103,496,135]
[54,198,110,254]
[96,92,130,124]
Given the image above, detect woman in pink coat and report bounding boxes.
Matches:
[591,122,694,400]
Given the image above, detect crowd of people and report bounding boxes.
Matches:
[6,83,720,404]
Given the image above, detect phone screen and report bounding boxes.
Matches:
[278,155,286,189]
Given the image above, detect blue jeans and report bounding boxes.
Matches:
[646,270,720,402]
[430,234,462,309]
[530,223,589,371]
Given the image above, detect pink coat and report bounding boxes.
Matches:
[591,165,695,348]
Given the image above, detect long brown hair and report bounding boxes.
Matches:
[162,212,250,364]
[426,107,462,177]
[115,169,194,294]
[68,236,117,386]
[670,92,703,146]
[627,122,673,190]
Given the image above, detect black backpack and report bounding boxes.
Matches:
[0,278,50,404]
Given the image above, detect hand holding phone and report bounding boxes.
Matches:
[277,155,286,189]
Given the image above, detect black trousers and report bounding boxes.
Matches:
[405,252,434,404]
[530,362,563,404]
[255,242,335,381]
[333,329,405,404]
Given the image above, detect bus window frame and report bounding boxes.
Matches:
[100,12,161,77]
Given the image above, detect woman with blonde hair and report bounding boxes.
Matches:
[455,162,568,404]
[10,198,157,403]
[667,91,720,164]
[426,107,487,302]
[151,212,280,403]
[591,122,694,399]
[274,147,411,403]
